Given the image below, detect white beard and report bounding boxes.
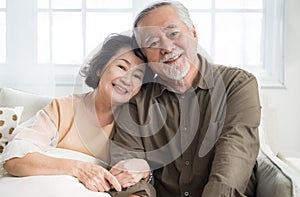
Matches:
[162,58,190,80]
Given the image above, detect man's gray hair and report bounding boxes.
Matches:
[133,1,193,30]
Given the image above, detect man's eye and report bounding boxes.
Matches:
[148,41,159,48]
[169,31,179,39]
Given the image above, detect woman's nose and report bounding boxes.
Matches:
[120,74,131,86]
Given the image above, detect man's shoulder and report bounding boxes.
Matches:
[212,64,254,77]
[211,64,257,86]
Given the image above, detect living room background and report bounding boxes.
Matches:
[0,0,300,164]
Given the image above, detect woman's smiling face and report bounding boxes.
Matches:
[98,48,146,105]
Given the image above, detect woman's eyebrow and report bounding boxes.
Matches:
[119,59,145,73]
[118,58,130,65]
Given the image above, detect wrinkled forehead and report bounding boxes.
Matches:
[134,25,177,46]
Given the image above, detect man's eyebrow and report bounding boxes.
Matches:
[164,24,177,30]
[144,34,157,44]
[142,24,177,44]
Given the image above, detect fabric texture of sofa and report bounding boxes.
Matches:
[0,87,300,197]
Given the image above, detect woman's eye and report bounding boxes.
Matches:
[134,74,142,80]
[118,65,126,70]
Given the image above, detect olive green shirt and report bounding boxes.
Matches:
[110,54,261,197]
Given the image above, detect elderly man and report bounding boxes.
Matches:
[110,1,261,197]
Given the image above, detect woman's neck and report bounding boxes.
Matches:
[94,90,115,127]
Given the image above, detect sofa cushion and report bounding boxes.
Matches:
[0,106,23,153]
[0,88,52,123]
[256,148,295,197]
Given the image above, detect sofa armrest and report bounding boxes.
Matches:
[0,88,52,123]
[256,145,300,197]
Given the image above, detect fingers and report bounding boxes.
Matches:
[95,176,111,192]
[118,176,137,188]
[93,168,120,192]
[81,173,111,192]
[111,159,150,177]
[109,166,123,176]
[114,171,142,188]
[103,170,122,192]
[77,163,120,192]
[85,181,105,192]
[110,168,133,188]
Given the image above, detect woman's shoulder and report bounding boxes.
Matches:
[43,92,91,117]
[50,92,91,106]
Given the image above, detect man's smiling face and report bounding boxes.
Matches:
[135,5,199,83]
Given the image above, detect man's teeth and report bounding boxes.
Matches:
[114,84,127,93]
[165,54,180,62]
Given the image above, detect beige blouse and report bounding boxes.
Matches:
[1,92,113,166]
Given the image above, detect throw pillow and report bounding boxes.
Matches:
[0,107,23,154]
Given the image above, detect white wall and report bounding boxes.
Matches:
[260,0,300,157]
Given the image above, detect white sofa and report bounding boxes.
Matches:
[0,87,300,197]
[0,88,111,197]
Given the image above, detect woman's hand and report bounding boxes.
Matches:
[4,152,122,192]
[110,159,150,188]
[72,160,122,192]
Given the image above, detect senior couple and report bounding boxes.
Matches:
[1,1,261,197]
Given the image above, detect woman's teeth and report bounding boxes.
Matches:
[114,84,127,93]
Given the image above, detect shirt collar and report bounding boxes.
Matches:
[196,54,215,90]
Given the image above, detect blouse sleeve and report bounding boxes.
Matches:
[0,109,59,164]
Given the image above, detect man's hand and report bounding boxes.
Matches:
[110,159,151,188]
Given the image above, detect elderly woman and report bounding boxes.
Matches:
[1,34,155,197]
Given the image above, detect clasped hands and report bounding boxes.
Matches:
[73,158,150,192]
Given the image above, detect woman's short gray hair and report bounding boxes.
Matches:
[133,1,193,30]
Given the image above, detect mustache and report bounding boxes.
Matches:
[160,48,184,63]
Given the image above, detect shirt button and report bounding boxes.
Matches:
[181,95,185,99]
[185,160,190,166]
[184,191,189,196]
[183,127,187,132]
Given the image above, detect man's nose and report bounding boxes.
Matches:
[160,37,175,54]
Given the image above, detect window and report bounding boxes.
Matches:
[0,0,5,63]
[37,0,133,85]
[2,0,286,92]
[185,0,285,87]
[37,0,133,64]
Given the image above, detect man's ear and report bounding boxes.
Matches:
[192,25,198,41]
